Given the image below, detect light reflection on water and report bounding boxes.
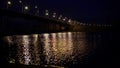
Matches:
[4,32,94,66]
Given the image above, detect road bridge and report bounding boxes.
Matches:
[0,9,111,36]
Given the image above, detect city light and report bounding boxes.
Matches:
[24,6,29,10]
[63,17,67,21]
[19,0,23,12]
[34,6,39,15]
[35,5,38,9]
[2,0,110,28]
[45,10,49,16]
[53,12,56,18]
[68,19,71,23]
[7,1,12,9]
[58,15,62,19]
[7,1,11,5]
[19,0,22,3]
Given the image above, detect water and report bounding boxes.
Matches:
[3,32,112,67]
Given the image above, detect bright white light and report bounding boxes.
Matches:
[25,6,29,10]
[45,13,49,16]
[8,1,11,5]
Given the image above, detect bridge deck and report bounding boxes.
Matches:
[0,8,112,36]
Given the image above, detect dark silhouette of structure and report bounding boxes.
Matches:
[0,8,111,36]
[0,8,113,68]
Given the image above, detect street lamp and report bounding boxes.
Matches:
[24,6,29,10]
[45,10,49,16]
[19,0,23,12]
[35,5,38,9]
[7,1,12,9]
[68,19,71,23]
[24,5,29,13]
[52,12,56,18]
[63,17,67,21]
[58,15,62,20]
[8,1,11,5]
[19,0,22,3]
[35,5,39,15]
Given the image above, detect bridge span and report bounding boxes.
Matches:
[0,8,113,68]
[0,9,111,36]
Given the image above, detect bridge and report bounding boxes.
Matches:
[0,8,112,36]
[0,8,113,68]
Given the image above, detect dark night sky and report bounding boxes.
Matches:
[0,0,119,24]
[38,0,119,24]
[37,0,118,24]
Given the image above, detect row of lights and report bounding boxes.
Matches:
[6,0,79,25]
[7,0,29,11]
[44,10,112,27]
[6,0,69,21]
[45,9,72,23]
[71,21,112,27]
[6,0,112,27]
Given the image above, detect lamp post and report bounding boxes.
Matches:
[35,5,39,15]
[25,6,28,10]
[35,5,37,9]
[7,1,12,9]
[52,12,56,18]
[63,17,67,21]
[19,0,23,12]
[45,10,49,17]
[24,5,29,13]
[58,15,62,20]
[68,19,71,23]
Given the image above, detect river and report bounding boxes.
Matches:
[2,31,113,68]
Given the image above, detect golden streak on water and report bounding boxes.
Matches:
[22,35,31,65]
[32,34,40,65]
[4,32,90,67]
[43,33,51,64]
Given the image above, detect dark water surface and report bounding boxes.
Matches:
[1,31,114,68]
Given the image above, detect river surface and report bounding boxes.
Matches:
[3,32,112,67]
